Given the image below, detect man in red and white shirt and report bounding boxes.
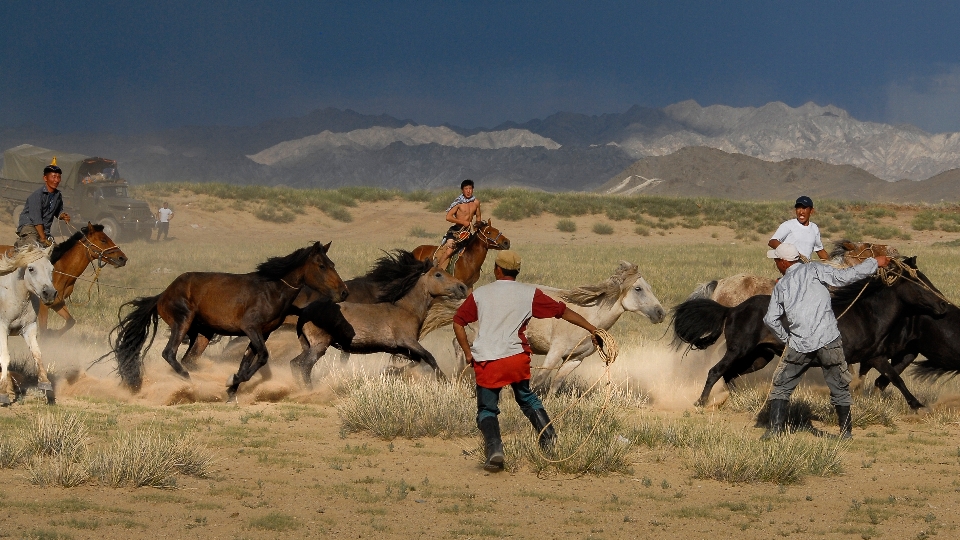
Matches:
[454,250,601,472]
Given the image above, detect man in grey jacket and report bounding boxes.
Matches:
[762,243,889,440]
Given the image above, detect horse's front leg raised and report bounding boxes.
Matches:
[22,323,54,404]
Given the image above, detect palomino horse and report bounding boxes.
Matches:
[0,245,57,404]
[411,220,510,287]
[523,261,667,395]
[687,240,902,307]
[0,223,127,336]
[290,251,468,387]
[672,258,950,409]
[105,242,348,400]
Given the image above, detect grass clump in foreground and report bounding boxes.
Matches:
[7,413,214,488]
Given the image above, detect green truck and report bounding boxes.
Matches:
[1,144,154,240]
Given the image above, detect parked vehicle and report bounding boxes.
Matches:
[1,144,154,239]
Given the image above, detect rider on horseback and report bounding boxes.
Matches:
[437,179,481,271]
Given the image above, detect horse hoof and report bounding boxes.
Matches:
[225,374,237,388]
[45,390,56,405]
[226,392,238,404]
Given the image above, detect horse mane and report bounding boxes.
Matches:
[370,250,433,303]
[828,240,851,260]
[0,244,51,275]
[51,224,105,264]
[255,244,316,280]
[561,261,639,308]
[830,276,886,313]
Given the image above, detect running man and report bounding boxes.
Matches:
[769,195,829,261]
[437,179,481,270]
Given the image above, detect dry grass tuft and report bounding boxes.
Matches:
[0,439,27,468]
[26,454,90,487]
[89,430,215,488]
[23,412,88,460]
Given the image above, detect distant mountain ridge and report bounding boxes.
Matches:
[3,100,960,193]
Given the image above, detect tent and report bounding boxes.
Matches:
[1,144,89,189]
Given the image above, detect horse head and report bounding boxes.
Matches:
[84,221,128,267]
[615,261,666,324]
[422,265,468,300]
[303,241,349,302]
[891,256,951,318]
[21,245,58,306]
[477,220,510,250]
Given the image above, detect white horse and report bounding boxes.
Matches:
[525,261,666,394]
[0,244,57,404]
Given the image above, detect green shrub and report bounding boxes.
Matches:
[592,222,614,235]
[253,206,296,223]
[862,225,899,240]
[635,225,651,236]
[556,219,577,232]
[912,211,938,231]
[681,216,703,229]
[865,207,896,219]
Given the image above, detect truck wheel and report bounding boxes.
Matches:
[99,217,120,240]
[12,205,23,224]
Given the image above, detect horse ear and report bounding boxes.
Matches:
[841,241,856,250]
[904,256,917,267]
[321,241,332,253]
[87,221,94,229]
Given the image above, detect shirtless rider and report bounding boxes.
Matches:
[437,179,481,270]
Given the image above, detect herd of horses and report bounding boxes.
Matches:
[0,218,958,414]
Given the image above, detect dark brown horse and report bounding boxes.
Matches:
[411,220,510,287]
[104,242,348,400]
[0,222,127,336]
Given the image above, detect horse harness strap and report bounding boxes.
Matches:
[835,258,950,320]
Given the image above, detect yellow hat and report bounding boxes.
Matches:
[495,250,521,271]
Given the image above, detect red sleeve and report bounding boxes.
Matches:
[532,289,566,319]
[453,294,478,326]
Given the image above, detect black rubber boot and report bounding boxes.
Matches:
[525,408,557,452]
[836,405,853,440]
[760,399,789,440]
[478,417,505,471]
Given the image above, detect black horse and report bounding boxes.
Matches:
[672,258,951,409]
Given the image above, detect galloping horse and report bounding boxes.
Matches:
[290,251,468,387]
[105,242,348,400]
[0,245,57,404]
[687,240,901,307]
[526,261,666,394]
[411,220,510,287]
[0,223,127,336]
[673,258,950,409]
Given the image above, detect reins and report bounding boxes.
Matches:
[55,221,126,305]
[834,257,952,320]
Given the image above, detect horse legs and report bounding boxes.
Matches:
[696,349,746,408]
[873,353,917,392]
[403,342,446,380]
[21,323,54,404]
[226,331,270,402]
[290,324,331,390]
[161,319,193,380]
[865,357,925,410]
[548,359,584,395]
[532,350,566,394]
[181,332,211,369]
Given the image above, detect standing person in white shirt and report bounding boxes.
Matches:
[156,202,174,241]
[768,195,830,261]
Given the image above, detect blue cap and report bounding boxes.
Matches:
[795,195,814,208]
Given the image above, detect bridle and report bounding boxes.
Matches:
[79,235,124,269]
[475,223,507,249]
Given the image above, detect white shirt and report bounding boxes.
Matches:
[770,219,823,258]
[158,208,174,222]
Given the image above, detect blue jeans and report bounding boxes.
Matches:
[476,379,544,424]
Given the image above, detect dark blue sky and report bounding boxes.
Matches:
[5,1,960,133]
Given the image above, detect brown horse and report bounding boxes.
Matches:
[411,220,510,287]
[0,222,127,336]
[290,251,468,387]
[104,242,348,400]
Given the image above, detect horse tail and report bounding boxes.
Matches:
[108,294,161,391]
[671,298,730,350]
[911,358,960,382]
[686,280,718,301]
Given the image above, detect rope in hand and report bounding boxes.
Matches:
[835,257,953,320]
[533,327,620,466]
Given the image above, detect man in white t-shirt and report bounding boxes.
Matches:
[156,202,174,241]
[768,195,829,261]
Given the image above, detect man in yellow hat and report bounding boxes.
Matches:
[15,160,71,248]
[453,250,602,471]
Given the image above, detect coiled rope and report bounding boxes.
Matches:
[534,327,620,465]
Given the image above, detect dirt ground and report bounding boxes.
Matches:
[0,196,959,540]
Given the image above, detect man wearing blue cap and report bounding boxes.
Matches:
[15,161,71,248]
[768,195,829,261]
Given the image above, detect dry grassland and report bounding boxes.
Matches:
[0,191,959,539]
